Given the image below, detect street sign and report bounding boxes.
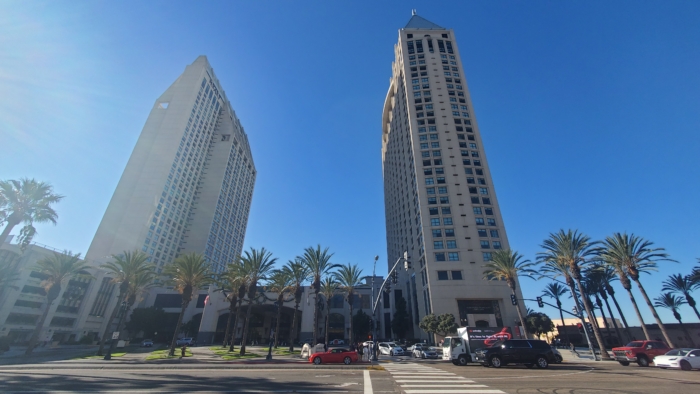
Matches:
[112,332,119,340]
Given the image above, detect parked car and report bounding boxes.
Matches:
[551,346,563,363]
[141,339,154,347]
[309,347,359,365]
[653,348,700,371]
[475,339,555,369]
[176,337,196,346]
[378,342,404,356]
[611,340,670,367]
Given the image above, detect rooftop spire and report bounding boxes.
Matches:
[404,13,444,30]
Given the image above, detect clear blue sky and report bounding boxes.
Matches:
[1,1,699,326]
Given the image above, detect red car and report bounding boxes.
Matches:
[309,347,359,365]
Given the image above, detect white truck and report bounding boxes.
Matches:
[442,326,513,365]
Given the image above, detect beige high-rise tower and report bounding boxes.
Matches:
[382,13,526,340]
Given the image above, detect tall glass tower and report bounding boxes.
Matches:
[382,13,526,340]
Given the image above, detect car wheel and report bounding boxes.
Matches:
[490,355,502,368]
[536,356,549,369]
[618,361,630,366]
[344,357,352,365]
[458,355,468,366]
[524,363,535,368]
[680,360,692,371]
[637,356,650,367]
[313,357,322,365]
[555,354,563,363]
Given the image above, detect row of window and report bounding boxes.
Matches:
[406,39,453,54]
[437,270,462,280]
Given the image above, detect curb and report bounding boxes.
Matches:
[0,363,375,370]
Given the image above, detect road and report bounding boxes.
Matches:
[0,357,699,393]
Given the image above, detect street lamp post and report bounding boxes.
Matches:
[104,300,128,360]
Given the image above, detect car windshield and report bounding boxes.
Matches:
[428,347,437,351]
[665,349,691,356]
[625,342,644,348]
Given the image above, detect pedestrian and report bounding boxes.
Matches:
[363,343,369,361]
[570,342,579,357]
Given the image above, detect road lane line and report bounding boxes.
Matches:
[403,390,504,394]
[364,369,373,394]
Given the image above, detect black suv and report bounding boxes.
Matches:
[475,339,555,369]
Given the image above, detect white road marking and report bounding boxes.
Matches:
[404,390,503,394]
[400,385,488,388]
[385,362,506,394]
[364,369,373,394]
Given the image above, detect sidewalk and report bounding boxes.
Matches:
[560,347,619,364]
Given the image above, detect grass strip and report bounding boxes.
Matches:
[145,349,193,360]
[209,347,261,360]
[75,352,126,360]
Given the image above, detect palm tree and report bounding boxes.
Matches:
[662,274,700,321]
[299,245,337,345]
[97,250,154,356]
[162,253,212,356]
[281,259,310,352]
[542,282,570,345]
[25,251,90,355]
[0,256,21,303]
[215,260,245,349]
[334,263,363,345]
[599,233,676,348]
[537,230,611,359]
[582,276,612,342]
[585,264,626,345]
[266,269,293,348]
[238,247,277,355]
[320,276,339,347]
[0,178,63,248]
[483,249,534,338]
[654,293,695,347]
[590,263,632,343]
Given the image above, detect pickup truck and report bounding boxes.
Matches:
[611,340,670,367]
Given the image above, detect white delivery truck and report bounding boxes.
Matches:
[442,326,513,365]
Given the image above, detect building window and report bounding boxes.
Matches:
[490,229,499,238]
[444,228,455,237]
[438,187,448,194]
[434,241,444,249]
[493,241,502,249]
[482,197,491,205]
[437,271,449,280]
[463,159,471,165]
[435,167,444,174]
[485,208,494,215]
[425,178,434,185]
[471,197,480,203]
[432,229,442,237]
[451,271,463,280]
[426,187,435,195]
[467,177,475,184]
[431,142,440,148]
[435,252,446,261]
[478,229,488,237]
[428,197,437,205]
[479,188,488,195]
[441,207,451,214]
[439,197,449,204]
[446,240,457,249]
[473,207,482,215]
[437,177,446,184]
[448,252,459,261]
[443,217,453,225]
[476,218,485,225]
[483,252,492,261]
[480,240,490,249]
[431,218,440,226]
[424,168,433,175]
[487,218,496,226]
[469,187,477,194]
[430,134,439,140]
[433,159,442,165]
[432,150,441,157]
[429,207,439,215]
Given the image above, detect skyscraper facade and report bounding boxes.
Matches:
[75,56,256,339]
[382,14,526,339]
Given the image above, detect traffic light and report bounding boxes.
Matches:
[585,322,594,334]
[510,294,517,305]
[404,259,412,270]
[385,281,391,292]
[391,270,398,284]
[536,296,544,308]
[577,322,584,334]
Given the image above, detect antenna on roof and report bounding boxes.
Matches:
[412,9,417,16]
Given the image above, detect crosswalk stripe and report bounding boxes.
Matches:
[400,385,488,388]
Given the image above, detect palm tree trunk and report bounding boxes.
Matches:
[325,301,331,347]
[168,302,188,357]
[0,219,18,245]
[557,304,569,345]
[222,301,235,348]
[24,294,56,355]
[511,288,529,338]
[289,301,300,352]
[632,278,675,347]
[229,299,243,352]
[349,303,354,345]
[602,295,624,346]
[97,292,126,356]
[574,278,611,359]
[676,317,695,347]
[313,289,320,345]
[239,301,254,355]
[609,291,633,341]
[685,295,700,321]
[273,298,283,348]
[623,285,650,340]
[595,297,613,343]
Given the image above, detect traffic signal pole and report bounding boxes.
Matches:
[371,252,410,362]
